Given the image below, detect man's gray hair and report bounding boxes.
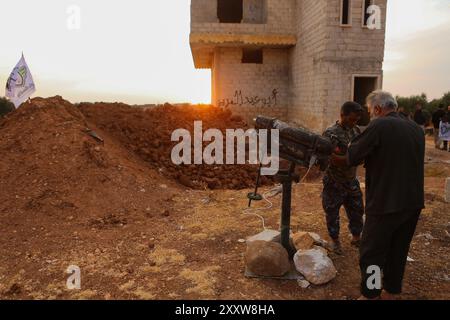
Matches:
[366,90,398,110]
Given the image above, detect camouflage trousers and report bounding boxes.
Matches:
[321,175,364,240]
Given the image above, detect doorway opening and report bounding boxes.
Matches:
[353,76,379,107]
[353,75,379,126]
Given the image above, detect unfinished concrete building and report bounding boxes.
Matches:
[190,0,387,131]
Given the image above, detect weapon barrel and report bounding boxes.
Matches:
[255,116,334,156]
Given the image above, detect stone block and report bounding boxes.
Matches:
[246,229,281,244]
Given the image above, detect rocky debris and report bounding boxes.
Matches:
[292,232,315,251]
[417,233,438,241]
[77,100,274,190]
[308,232,329,247]
[297,278,311,289]
[245,241,290,277]
[89,214,128,229]
[445,223,450,238]
[294,248,337,285]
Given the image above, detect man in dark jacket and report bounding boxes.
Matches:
[413,104,426,130]
[332,90,425,300]
[432,105,446,149]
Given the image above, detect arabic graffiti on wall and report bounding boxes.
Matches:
[218,89,278,108]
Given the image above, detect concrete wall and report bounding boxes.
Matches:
[319,0,387,130]
[212,47,290,122]
[265,0,296,34]
[288,0,387,132]
[191,0,218,23]
[288,0,329,131]
[191,0,387,132]
[243,0,267,24]
[191,0,295,35]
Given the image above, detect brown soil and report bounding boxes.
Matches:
[77,100,272,190]
[0,97,448,300]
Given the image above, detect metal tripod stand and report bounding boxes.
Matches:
[276,162,300,257]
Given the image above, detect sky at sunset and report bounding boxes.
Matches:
[0,0,449,104]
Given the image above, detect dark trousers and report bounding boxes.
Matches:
[360,209,421,298]
[322,176,364,240]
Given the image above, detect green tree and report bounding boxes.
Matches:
[440,91,450,109]
[428,98,442,111]
[426,91,450,113]
[396,93,428,115]
[0,97,14,117]
[395,91,450,126]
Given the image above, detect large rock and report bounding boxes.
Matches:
[313,245,329,256]
[292,232,315,251]
[245,241,290,277]
[294,249,337,285]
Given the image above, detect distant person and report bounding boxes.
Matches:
[413,104,426,130]
[397,106,409,120]
[322,102,364,254]
[432,105,446,149]
[331,91,425,300]
[441,107,450,152]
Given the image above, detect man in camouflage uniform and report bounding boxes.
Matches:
[322,101,365,254]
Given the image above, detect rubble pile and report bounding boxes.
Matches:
[77,101,272,189]
[0,96,273,193]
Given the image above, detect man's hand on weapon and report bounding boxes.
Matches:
[328,134,349,167]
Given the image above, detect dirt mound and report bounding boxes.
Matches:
[77,101,272,190]
[0,96,179,221]
[0,96,271,191]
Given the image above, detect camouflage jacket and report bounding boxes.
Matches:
[323,122,361,183]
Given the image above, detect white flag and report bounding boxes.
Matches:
[5,54,36,108]
[439,121,450,141]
